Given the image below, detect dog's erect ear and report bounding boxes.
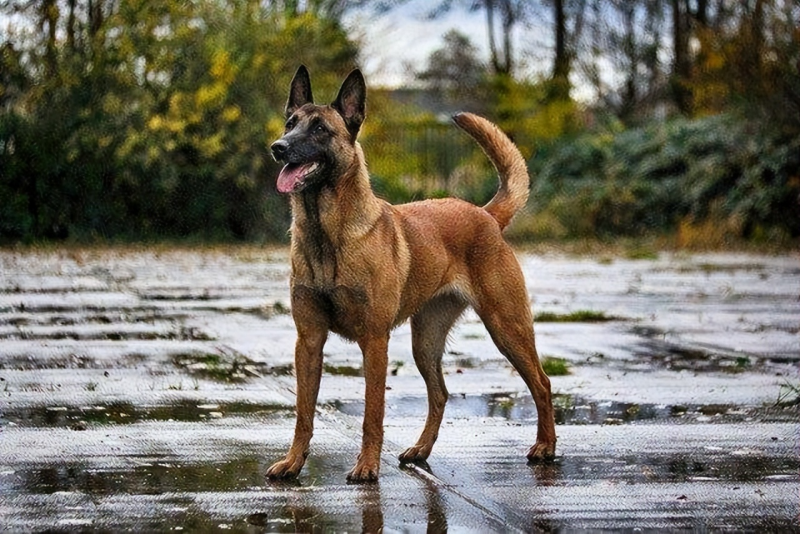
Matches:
[286,65,313,118]
[332,69,366,140]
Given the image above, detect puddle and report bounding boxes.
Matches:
[1,461,418,533]
[630,326,794,372]
[170,350,292,382]
[0,307,216,343]
[323,363,362,377]
[0,328,213,342]
[0,310,187,327]
[639,344,750,373]
[171,352,253,383]
[334,392,800,426]
[638,344,793,373]
[499,452,800,486]
[1,400,291,428]
[5,458,268,496]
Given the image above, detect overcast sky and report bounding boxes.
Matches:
[344,0,552,89]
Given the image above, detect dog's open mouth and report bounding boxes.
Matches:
[277,161,321,194]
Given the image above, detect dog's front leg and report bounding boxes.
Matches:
[266,325,327,479]
[347,334,389,482]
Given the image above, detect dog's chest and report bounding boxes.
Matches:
[293,283,370,340]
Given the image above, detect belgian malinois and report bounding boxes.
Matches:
[266,66,556,482]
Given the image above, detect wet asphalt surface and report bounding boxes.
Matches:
[0,246,798,532]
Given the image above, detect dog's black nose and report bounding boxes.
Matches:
[271,139,289,161]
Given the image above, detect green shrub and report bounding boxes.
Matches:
[520,113,800,244]
[535,310,621,323]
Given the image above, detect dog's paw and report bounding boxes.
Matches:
[346,460,380,483]
[526,441,556,463]
[266,455,305,480]
[398,444,432,464]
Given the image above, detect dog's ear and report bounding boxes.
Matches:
[286,65,313,118]
[332,69,366,140]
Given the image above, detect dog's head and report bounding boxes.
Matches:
[271,66,366,195]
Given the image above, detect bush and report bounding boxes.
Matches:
[511,113,800,244]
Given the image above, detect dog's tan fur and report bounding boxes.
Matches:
[266,66,556,482]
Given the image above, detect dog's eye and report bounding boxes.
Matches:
[285,117,297,131]
[313,123,327,135]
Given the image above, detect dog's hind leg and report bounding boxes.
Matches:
[399,295,466,463]
[471,247,557,462]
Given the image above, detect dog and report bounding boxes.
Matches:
[266,65,556,482]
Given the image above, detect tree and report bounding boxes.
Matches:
[482,0,523,76]
[547,0,587,101]
[687,0,800,128]
[0,0,360,241]
[669,0,693,114]
[609,0,665,121]
[416,29,486,110]
[551,0,570,99]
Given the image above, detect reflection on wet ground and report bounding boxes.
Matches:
[1,247,798,531]
[341,391,800,425]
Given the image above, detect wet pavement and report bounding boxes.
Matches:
[0,246,798,532]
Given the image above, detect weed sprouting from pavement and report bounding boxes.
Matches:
[390,360,404,376]
[542,356,570,376]
[535,310,622,323]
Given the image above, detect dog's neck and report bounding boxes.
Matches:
[290,143,383,246]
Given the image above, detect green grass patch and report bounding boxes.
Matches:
[624,245,659,260]
[535,310,621,323]
[541,356,570,376]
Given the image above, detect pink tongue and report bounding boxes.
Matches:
[277,163,314,194]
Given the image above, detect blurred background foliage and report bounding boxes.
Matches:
[0,0,798,246]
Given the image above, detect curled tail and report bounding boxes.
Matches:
[452,112,530,230]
